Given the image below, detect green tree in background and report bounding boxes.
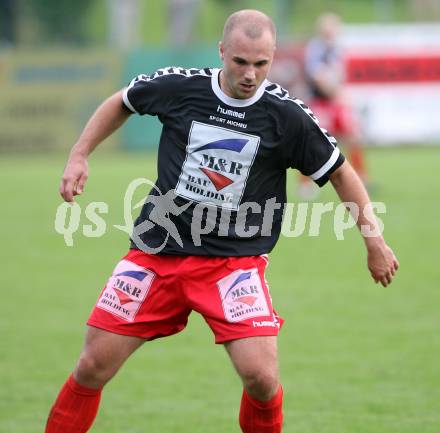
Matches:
[30,0,92,44]
[0,0,16,45]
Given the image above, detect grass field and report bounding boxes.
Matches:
[1,147,439,433]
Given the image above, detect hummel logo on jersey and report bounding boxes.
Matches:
[216,105,246,119]
[175,121,260,210]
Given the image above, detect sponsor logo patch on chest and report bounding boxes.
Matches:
[175,121,260,210]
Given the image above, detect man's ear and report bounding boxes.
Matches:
[219,41,225,61]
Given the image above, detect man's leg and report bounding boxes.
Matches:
[225,336,283,433]
[45,326,145,433]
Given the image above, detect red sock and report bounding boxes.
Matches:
[45,374,102,433]
[239,386,283,433]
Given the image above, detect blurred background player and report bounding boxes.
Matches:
[299,12,369,198]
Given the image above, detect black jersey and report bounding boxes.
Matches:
[122,67,344,256]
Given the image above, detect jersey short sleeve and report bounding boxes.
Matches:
[287,99,345,186]
[122,67,184,116]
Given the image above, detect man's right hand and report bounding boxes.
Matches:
[59,153,89,203]
[58,90,131,203]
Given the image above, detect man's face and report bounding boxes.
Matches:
[219,29,275,99]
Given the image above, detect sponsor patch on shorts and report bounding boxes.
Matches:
[96,259,155,322]
[217,268,270,323]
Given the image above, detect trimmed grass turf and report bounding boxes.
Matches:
[0,147,439,432]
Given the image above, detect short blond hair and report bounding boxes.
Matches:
[222,9,276,46]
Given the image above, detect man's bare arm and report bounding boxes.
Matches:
[60,90,132,203]
[329,160,399,287]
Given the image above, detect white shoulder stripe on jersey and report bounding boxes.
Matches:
[122,87,137,113]
[265,83,337,144]
[123,67,212,114]
[309,147,340,181]
[265,83,340,179]
[130,67,211,85]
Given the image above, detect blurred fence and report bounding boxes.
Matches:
[2,1,440,152]
[3,0,440,49]
[0,51,120,152]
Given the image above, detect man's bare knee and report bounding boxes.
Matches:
[242,369,279,401]
[74,351,115,388]
[73,326,145,389]
[225,336,280,401]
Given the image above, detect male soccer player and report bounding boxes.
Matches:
[299,12,368,198]
[46,9,399,433]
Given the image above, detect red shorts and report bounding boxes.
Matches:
[87,250,284,344]
[309,98,358,137]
